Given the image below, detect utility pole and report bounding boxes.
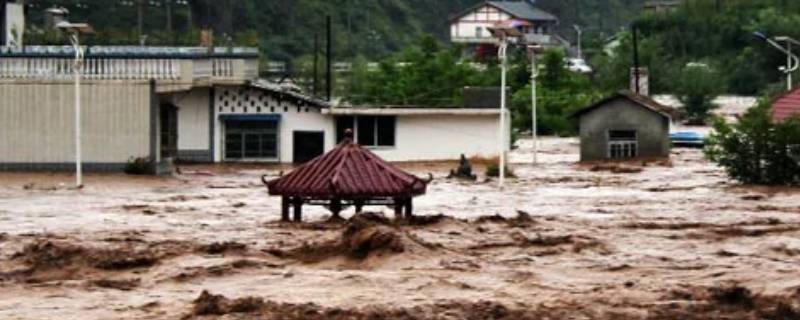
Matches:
[137,0,144,38]
[313,33,319,97]
[632,26,640,94]
[326,15,332,102]
[166,0,173,34]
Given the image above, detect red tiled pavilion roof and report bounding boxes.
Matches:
[266,139,428,199]
[772,87,800,122]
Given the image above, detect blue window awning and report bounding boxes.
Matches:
[220,114,281,122]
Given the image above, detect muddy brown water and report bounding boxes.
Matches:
[1,137,800,319]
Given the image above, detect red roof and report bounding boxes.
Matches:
[266,140,428,199]
[772,87,800,122]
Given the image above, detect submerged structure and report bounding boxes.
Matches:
[574,91,673,161]
[264,132,429,222]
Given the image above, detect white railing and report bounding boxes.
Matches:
[0,57,181,80]
[212,58,234,78]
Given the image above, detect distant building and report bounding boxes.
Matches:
[643,1,682,14]
[574,91,673,161]
[771,88,800,123]
[1,0,25,48]
[450,0,562,53]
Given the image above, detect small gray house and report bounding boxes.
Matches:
[574,91,673,162]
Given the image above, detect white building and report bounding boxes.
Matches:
[0,45,503,171]
[450,0,561,48]
[1,0,25,48]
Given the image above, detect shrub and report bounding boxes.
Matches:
[705,102,800,185]
[124,157,151,175]
[486,161,516,178]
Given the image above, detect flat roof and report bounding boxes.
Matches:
[325,107,501,116]
[0,46,259,59]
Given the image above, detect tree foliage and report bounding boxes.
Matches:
[705,102,800,185]
[675,64,722,123]
[512,49,601,136]
[342,35,497,106]
[592,0,800,96]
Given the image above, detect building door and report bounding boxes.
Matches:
[293,131,324,164]
[160,104,178,159]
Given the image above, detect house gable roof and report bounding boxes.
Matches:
[248,80,331,109]
[450,1,557,23]
[487,1,558,21]
[771,87,800,122]
[572,91,674,119]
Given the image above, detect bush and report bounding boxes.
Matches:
[486,161,516,178]
[705,103,800,185]
[124,157,151,175]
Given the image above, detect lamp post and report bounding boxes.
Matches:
[775,36,800,90]
[527,45,541,165]
[755,32,800,91]
[488,20,525,188]
[57,21,93,188]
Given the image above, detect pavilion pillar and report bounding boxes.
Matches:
[280,196,290,222]
[293,197,303,222]
[393,197,404,221]
[404,198,414,219]
[354,199,364,214]
[330,198,342,218]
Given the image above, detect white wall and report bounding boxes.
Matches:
[169,88,210,151]
[451,5,512,42]
[0,81,151,163]
[371,114,501,162]
[4,2,25,48]
[277,110,334,162]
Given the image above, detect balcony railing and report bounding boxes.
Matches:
[0,57,181,80]
[0,46,259,85]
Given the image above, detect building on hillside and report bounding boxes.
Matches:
[643,1,682,14]
[0,45,504,171]
[574,91,674,162]
[771,87,800,123]
[449,0,562,56]
[1,0,25,48]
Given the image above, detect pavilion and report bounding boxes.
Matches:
[263,131,429,222]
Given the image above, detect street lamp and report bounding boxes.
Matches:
[488,19,526,188]
[57,21,94,188]
[754,32,800,91]
[527,44,542,165]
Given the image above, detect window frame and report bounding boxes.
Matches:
[607,129,638,159]
[335,115,396,149]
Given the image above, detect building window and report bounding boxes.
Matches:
[224,120,279,160]
[608,130,638,159]
[476,26,483,38]
[336,116,395,147]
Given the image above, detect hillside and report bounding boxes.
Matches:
[24,0,645,61]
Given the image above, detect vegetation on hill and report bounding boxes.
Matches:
[597,0,800,96]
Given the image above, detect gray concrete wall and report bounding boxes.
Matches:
[579,98,670,161]
[0,81,151,170]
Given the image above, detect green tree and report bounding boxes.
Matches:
[705,102,800,185]
[511,49,601,136]
[675,63,722,123]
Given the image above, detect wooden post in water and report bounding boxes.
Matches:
[281,196,290,222]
